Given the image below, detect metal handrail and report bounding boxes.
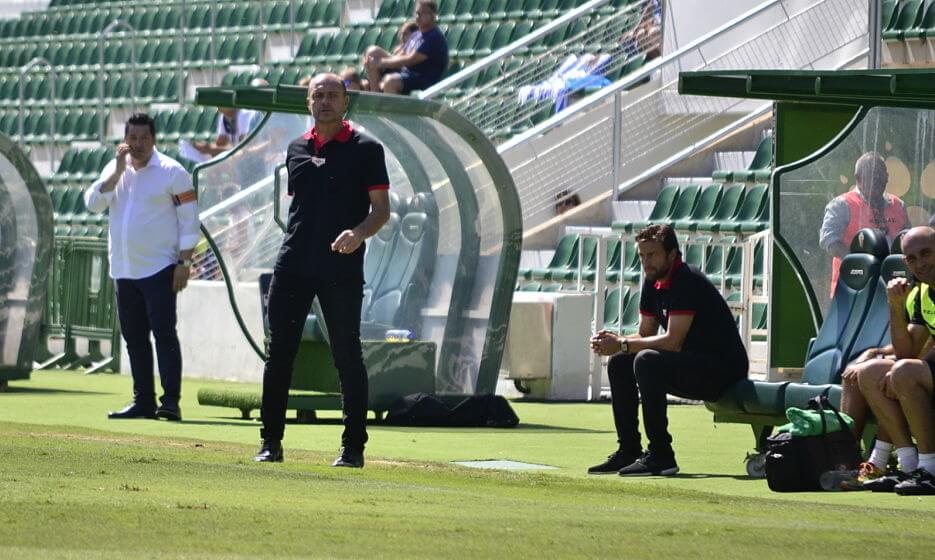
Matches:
[97,20,138,143]
[18,57,57,169]
[498,0,785,151]
[419,0,613,99]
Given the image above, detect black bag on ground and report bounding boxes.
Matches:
[384,393,519,427]
[764,394,862,492]
[384,393,452,426]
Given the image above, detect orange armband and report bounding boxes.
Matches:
[171,190,197,206]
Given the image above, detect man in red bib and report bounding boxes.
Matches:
[819,152,908,296]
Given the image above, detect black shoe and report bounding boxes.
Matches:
[253,440,284,463]
[587,449,641,475]
[618,451,680,477]
[895,469,935,496]
[155,405,182,422]
[107,403,157,419]
[332,447,364,468]
[862,469,910,493]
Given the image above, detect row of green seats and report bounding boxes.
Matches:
[4,0,340,40]
[149,105,219,143]
[881,0,932,41]
[0,110,103,144]
[711,135,772,183]
[364,0,637,27]
[223,66,309,87]
[518,230,765,291]
[611,183,769,236]
[1,72,181,107]
[48,145,115,186]
[48,143,198,187]
[0,35,261,69]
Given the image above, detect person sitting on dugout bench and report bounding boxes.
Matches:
[588,224,748,476]
[840,226,935,494]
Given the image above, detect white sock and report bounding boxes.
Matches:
[896,447,919,472]
[918,452,935,475]
[868,441,893,468]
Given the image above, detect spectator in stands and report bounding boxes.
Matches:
[555,189,581,215]
[620,0,663,60]
[363,1,448,95]
[840,226,935,494]
[341,67,365,91]
[588,224,748,476]
[83,113,200,422]
[819,152,909,296]
[193,104,262,159]
[253,73,391,468]
[361,20,419,92]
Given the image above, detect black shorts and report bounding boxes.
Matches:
[399,69,436,95]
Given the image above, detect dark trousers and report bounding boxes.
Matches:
[115,265,181,409]
[261,269,368,450]
[608,349,745,457]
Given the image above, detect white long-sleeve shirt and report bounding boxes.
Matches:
[84,150,201,280]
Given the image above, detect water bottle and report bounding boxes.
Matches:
[385,329,414,342]
[819,468,858,491]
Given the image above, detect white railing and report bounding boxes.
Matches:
[499,0,870,236]
[421,0,662,139]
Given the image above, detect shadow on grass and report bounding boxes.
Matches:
[671,473,760,481]
[199,417,610,433]
[181,419,261,428]
[0,386,110,396]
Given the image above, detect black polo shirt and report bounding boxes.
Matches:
[274,121,389,282]
[639,258,749,374]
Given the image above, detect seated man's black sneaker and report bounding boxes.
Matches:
[155,404,182,422]
[895,469,935,496]
[107,402,157,419]
[587,450,641,475]
[253,440,284,463]
[862,469,911,492]
[618,451,679,476]
[332,447,365,468]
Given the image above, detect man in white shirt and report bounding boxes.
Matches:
[84,113,201,422]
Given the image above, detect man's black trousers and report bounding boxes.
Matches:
[608,349,744,457]
[261,269,368,450]
[115,265,182,409]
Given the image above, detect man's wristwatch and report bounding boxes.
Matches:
[619,338,630,354]
[177,258,193,268]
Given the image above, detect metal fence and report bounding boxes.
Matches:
[497,0,870,234]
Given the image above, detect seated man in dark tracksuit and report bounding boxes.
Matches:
[589,224,748,476]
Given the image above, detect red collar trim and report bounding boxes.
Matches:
[303,120,353,150]
[653,256,683,290]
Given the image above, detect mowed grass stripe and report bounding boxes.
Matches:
[1,423,934,559]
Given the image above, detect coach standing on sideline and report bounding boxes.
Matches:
[84,113,200,422]
[253,73,390,468]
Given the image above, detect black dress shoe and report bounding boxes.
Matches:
[332,447,364,468]
[253,440,284,463]
[156,405,182,422]
[107,403,157,419]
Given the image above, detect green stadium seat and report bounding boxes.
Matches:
[611,183,679,233]
[882,0,923,41]
[549,235,597,281]
[904,0,935,39]
[451,23,482,59]
[519,233,578,280]
[673,183,721,232]
[720,184,768,235]
[620,288,640,335]
[517,281,541,291]
[662,184,700,225]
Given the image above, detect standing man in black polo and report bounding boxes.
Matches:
[84,113,200,422]
[588,224,748,476]
[254,73,391,468]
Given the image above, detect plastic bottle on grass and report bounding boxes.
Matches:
[819,468,859,491]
